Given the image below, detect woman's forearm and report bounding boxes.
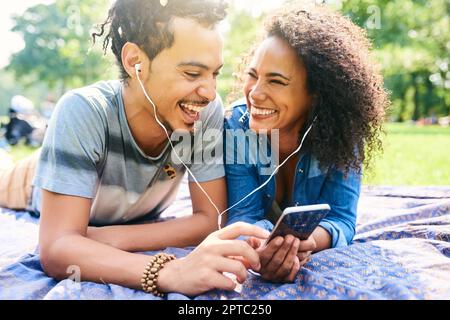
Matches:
[88,213,218,252]
[312,227,332,252]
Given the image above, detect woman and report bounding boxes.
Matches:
[224,5,388,283]
[0,0,271,298]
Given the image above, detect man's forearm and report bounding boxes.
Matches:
[89,213,218,252]
[41,234,151,290]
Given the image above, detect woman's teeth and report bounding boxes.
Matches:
[251,106,277,116]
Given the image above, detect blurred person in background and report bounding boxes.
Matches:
[5,95,35,146]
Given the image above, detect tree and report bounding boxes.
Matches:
[340,0,450,120]
[7,0,115,95]
[218,7,265,102]
[0,69,49,116]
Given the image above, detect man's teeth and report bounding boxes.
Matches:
[251,106,277,116]
[181,103,203,113]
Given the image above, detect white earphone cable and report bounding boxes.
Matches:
[216,119,316,228]
[136,66,222,219]
[135,64,315,230]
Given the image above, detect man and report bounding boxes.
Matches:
[0,0,268,296]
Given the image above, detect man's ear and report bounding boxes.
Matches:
[121,42,149,79]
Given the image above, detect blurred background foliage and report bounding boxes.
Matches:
[0,0,449,185]
[1,0,448,120]
[0,0,115,112]
[341,0,449,122]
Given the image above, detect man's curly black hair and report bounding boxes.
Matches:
[235,4,389,174]
[92,0,227,81]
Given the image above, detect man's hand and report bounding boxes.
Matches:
[247,234,316,283]
[157,222,270,296]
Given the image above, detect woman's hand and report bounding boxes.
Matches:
[247,234,316,283]
[296,237,316,263]
[156,222,270,297]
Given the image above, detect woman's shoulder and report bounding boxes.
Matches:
[224,99,250,130]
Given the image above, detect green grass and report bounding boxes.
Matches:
[8,144,40,163]
[1,116,40,163]
[2,121,449,186]
[363,123,450,186]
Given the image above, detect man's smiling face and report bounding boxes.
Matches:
[142,17,224,132]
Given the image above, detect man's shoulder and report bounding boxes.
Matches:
[197,94,225,130]
[203,94,224,117]
[69,80,121,110]
[53,80,121,122]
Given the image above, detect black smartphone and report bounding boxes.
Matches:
[265,204,331,245]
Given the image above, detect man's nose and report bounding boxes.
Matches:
[197,78,217,102]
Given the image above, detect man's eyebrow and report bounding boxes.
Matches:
[178,61,223,71]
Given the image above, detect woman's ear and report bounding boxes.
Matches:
[306,94,320,124]
[311,93,319,107]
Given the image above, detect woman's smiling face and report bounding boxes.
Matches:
[244,36,314,135]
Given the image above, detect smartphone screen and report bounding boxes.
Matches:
[265,204,330,244]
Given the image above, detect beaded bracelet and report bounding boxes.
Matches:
[141,253,176,297]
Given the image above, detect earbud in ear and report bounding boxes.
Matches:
[135,63,142,74]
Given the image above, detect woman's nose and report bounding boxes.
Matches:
[249,82,267,102]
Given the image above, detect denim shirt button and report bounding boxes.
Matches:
[298,169,304,174]
[264,194,271,200]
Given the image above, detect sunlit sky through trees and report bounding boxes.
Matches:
[0,0,287,68]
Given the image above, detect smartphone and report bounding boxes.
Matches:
[265,204,331,245]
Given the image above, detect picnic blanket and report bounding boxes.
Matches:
[1,181,449,300]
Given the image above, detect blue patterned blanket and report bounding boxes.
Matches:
[1,184,449,300]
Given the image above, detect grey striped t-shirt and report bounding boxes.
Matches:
[31,80,225,225]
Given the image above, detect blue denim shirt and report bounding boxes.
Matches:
[224,104,361,248]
